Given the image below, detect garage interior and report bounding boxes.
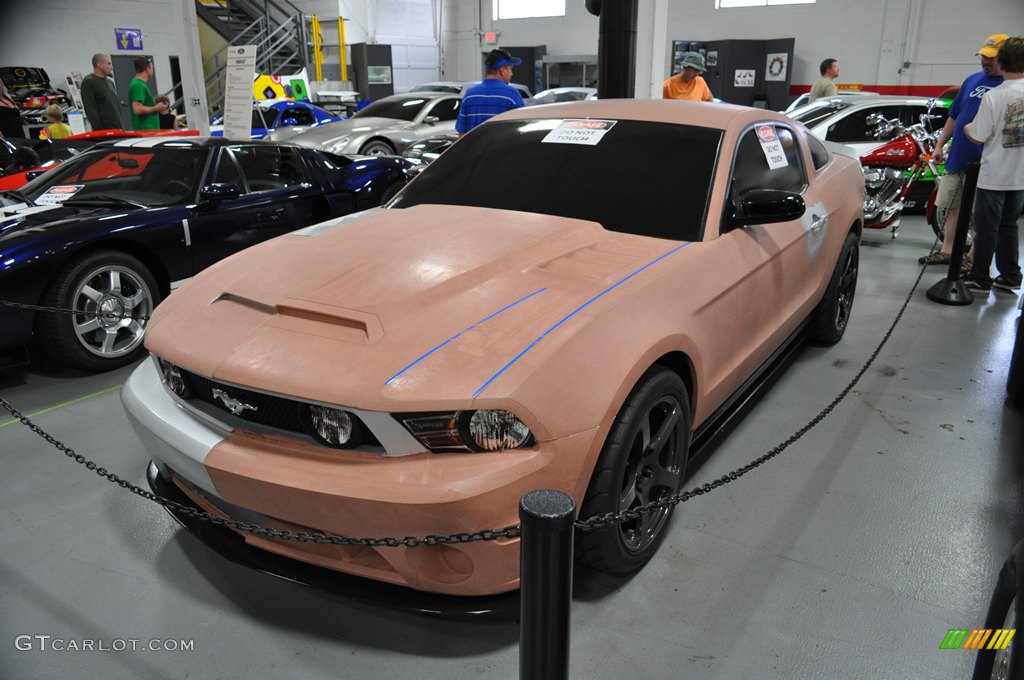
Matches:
[2,1,1024,679]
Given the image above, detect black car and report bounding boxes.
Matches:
[0,66,69,126]
[0,137,413,370]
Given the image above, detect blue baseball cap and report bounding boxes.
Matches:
[486,48,522,69]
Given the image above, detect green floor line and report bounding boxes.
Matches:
[0,384,123,428]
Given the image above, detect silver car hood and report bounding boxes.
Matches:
[271,117,413,144]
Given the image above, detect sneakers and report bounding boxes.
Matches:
[919,251,951,265]
[962,275,992,292]
[993,275,1022,292]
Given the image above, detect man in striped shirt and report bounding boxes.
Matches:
[456,48,525,135]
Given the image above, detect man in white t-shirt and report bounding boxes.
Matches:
[963,36,1024,293]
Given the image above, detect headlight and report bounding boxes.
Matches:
[395,410,534,453]
[304,404,366,448]
[156,357,190,398]
[329,136,350,153]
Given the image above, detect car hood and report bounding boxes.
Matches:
[275,117,411,144]
[148,204,689,411]
[0,201,121,242]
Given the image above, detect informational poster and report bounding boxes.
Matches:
[766,53,788,82]
[755,125,788,170]
[707,51,718,67]
[542,119,617,146]
[734,69,755,87]
[223,45,257,141]
[36,185,84,205]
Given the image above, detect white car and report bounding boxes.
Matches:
[785,93,948,157]
[782,89,879,113]
[526,87,597,106]
[411,80,533,100]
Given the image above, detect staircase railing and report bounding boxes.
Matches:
[165,1,308,121]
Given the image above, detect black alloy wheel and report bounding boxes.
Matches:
[809,231,859,344]
[578,367,690,574]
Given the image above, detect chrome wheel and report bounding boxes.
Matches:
[70,263,154,359]
[990,595,1016,680]
[359,140,394,156]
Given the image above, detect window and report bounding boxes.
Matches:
[804,132,830,170]
[825,105,902,144]
[395,118,722,242]
[730,125,805,196]
[494,0,564,20]
[717,0,814,7]
[213,150,243,186]
[425,98,460,122]
[278,106,316,126]
[230,146,309,192]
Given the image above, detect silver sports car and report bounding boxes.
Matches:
[271,92,462,156]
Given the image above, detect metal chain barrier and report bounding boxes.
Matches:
[0,252,929,545]
[0,298,150,322]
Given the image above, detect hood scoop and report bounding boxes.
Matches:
[210,292,382,344]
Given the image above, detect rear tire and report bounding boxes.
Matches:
[808,232,859,345]
[359,139,395,156]
[37,250,159,371]
[578,367,690,575]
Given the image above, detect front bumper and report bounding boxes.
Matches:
[122,358,599,596]
[146,461,519,617]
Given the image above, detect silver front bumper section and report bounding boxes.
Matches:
[121,357,227,496]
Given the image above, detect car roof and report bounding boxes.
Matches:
[495,99,793,133]
[377,91,458,102]
[106,136,282,148]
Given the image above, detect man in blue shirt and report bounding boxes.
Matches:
[919,34,1006,265]
[456,49,525,135]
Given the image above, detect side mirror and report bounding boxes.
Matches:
[729,189,805,228]
[199,183,241,206]
[423,116,439,124]
[865,112,885,127]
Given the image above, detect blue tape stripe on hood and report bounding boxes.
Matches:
[472,241,692,398]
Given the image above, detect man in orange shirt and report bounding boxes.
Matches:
[663,52,713,101]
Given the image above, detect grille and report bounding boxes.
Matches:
[181,368,306,431]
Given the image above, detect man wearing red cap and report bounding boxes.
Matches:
[918,34,1007,266]
[456,48,525,135]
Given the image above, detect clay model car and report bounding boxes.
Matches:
[271,92,463,156]
[123,100,864,596]
[0,137,414,370]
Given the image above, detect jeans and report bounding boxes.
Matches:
[969,188,1024,286]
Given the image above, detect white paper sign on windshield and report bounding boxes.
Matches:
[755,125,788,170]
[35,185,84,205]
[542,119,617,146]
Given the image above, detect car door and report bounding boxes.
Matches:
[187,145,317,273]
[722,123,827,383]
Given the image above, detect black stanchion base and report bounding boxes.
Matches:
[926,277,974,306]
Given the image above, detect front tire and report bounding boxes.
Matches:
[972,539,1022,680]
[809,232,859,344]
[37,250,160,371]
[578,367,690,574]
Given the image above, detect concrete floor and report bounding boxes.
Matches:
[1,215,1021,680]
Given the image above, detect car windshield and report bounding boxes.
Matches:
[394,118,722,242]
[789,100,853,128]
[21,146,208,208]
[354,97,429,121]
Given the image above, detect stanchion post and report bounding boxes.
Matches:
[519,489,575,680]
[927,162,981,305]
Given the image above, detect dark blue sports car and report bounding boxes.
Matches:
[0,137,412,371]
